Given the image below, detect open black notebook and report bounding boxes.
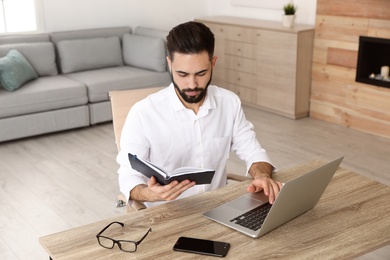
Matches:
[128,153,215,185]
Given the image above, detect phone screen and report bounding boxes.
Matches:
[173,236,230,257]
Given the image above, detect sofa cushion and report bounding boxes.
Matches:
[122,34,167,72]
[0,42,58,76]
[0,33,50,44]
[57,36,123,74]
[0,49,38,91]
[50,27,131,44]
[0,105,90,142]
[135,27,169,42]
[0,75,87,118]
[65,66,170,102]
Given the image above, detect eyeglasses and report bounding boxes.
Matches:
[96,221,152,252]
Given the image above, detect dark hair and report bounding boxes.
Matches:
[166,21,215,61]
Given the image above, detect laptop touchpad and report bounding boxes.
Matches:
[228,196,263,211]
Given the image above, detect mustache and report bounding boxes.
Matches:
[182,88,204,92]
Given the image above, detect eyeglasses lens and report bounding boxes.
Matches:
[119,242,136,252]
[98,237,115,249]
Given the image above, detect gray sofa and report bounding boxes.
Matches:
[0,26,170,142]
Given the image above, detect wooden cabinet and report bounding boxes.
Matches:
[195,16,314,119]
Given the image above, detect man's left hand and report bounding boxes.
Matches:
[247,162,282,204]
[247,175,283,204]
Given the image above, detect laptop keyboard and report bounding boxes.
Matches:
[230,203,272,231]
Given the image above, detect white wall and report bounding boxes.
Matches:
[41,0,316,32]
[42,0,208,32]
[42,0,132,32]
[208,0,317,25]
[124,0,209,30]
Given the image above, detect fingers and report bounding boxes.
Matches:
[246,183,259,193]
[165,180,196,201]
[148,178,196,202]
[248,178,283,204]
[148,176,157,185]
[268,180,283,204]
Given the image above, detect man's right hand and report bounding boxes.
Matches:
[131,176,196,202]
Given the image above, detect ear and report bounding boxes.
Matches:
[211,55,217,69]
[166,56,172,72]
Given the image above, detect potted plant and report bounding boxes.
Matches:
[283,3,297,27]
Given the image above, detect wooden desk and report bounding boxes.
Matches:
[40,161,390,259]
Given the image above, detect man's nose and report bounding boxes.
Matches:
[187,75,198,89]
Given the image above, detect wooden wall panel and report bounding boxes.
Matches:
[311,79,347,100]
[315,15,368,43]
[368,19,390,38]
[312,63,356,83]
[317,0,390,20]
[313,38,358,64]
[310,101,347,125]
[311,0,390,139]
[345,84,390,114]
[327,48,357,68]
[310,99,390,138]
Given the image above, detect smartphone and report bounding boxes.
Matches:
[173,236,230,257]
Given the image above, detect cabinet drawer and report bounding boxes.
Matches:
[225,41,257,59]
[224,26,258,43]
[256,30,297,65]
[256,29,297,48]
[204,22,226,39]
[226,83,257,105]
[212,66,226,85]
[226,70,256,89]
[214,41,225,58]
[257,86,295,115]
[239,86,257,105]
[257,76,295,115]
[225,55,257,74]
[221,82,235,93]
[215,50,226,66]
[257,60,295,80]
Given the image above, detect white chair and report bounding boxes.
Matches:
[109,87,164,212]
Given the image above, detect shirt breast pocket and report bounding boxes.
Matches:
[212,136,231,167]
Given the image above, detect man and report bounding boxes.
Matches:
[117,21,282,208]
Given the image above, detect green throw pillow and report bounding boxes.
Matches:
[0,49,38,91]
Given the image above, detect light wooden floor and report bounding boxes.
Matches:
[0,105,389,259]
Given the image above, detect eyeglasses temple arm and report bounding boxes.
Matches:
[96,221,124,237]
[135,227,152,245]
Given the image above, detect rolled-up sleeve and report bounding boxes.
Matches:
[230,98,274,174]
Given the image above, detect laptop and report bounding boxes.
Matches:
[203,157,344,238]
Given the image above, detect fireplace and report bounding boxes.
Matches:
[356,36,390,89]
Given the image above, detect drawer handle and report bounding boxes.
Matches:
[237,77,241,81]
[237,48,241,52]
[237,33,241,37]
[237,63,241,67]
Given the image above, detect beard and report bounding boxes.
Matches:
[171,71,213,104]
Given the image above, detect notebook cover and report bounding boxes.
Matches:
[128,153,215,185]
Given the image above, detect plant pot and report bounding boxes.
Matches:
[283,15,295,27]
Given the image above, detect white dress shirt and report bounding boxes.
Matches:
[116,84,272,208]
